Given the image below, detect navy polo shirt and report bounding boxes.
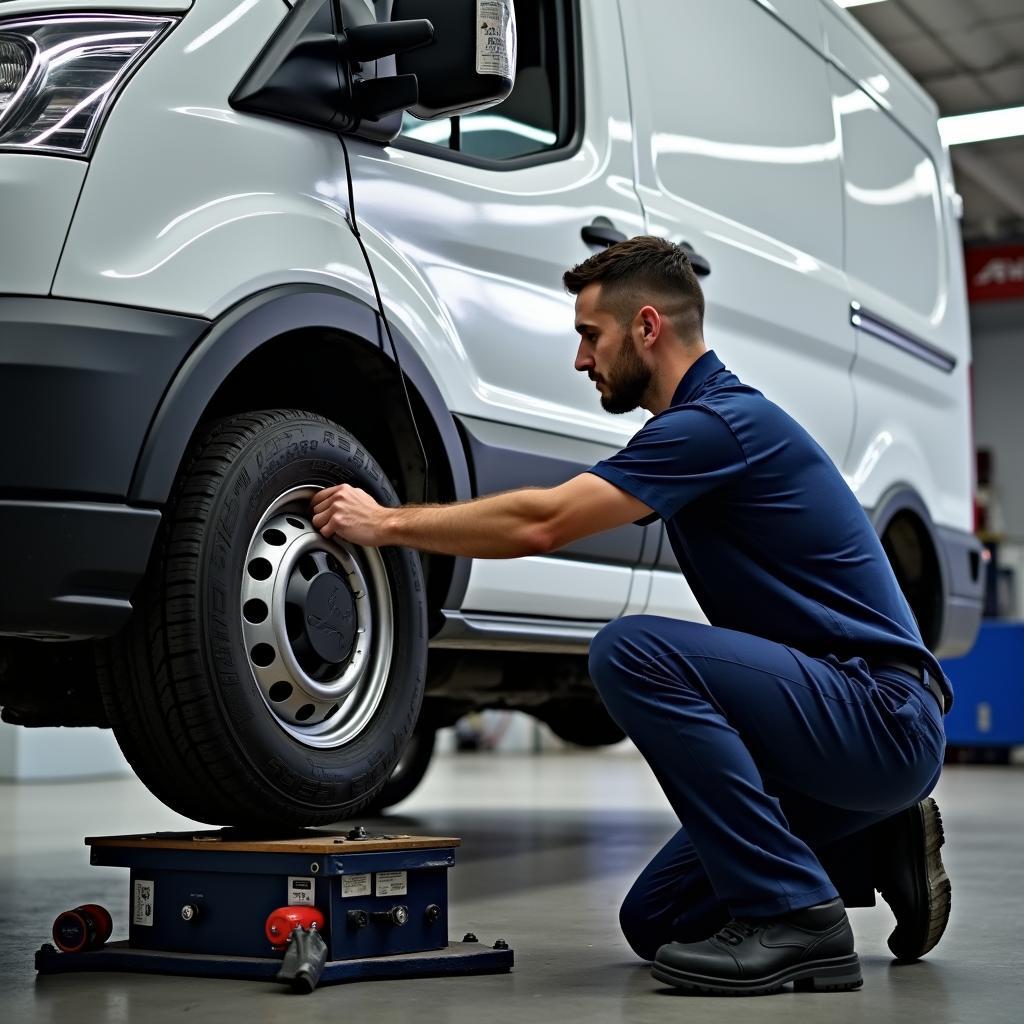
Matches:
[587,350,950,704]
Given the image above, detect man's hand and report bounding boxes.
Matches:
[311,484,390,546]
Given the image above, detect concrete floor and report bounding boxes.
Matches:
[1,748,1021,1023]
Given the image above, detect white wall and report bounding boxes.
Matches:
[0,722,130,781]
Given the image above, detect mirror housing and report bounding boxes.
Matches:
[230,0,516,141]
[392,0,516,119]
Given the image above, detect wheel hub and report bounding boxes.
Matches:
[299,571,358,665]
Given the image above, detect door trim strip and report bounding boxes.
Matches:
[431,611,600,653]
[850,302,957,373]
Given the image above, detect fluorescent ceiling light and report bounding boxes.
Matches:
[835,1,888,8]
[939,105,1024,145]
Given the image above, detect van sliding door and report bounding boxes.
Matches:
[619,0,854,618]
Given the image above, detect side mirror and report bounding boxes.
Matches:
[230,0,516,140]
[392,0,517,119]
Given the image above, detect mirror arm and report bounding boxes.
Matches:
[343,20,434,64]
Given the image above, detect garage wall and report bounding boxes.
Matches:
[971,300,1024,539]
[0,724,130,781]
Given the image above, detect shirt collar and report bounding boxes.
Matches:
[669,349,724,407]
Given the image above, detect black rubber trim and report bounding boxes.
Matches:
[934,524,983,659]
[0,296,207,498]
[0,500,160,639]
[128,284,473,609]
[850,303,957,373]
[456,414,652,567]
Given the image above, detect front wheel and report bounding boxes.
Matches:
[98,410,427,828]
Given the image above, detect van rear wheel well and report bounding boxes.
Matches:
[880,509,943,651]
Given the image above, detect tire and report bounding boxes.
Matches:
[97,410,426,828]
[542,700,626,748]
[361,723,437,813]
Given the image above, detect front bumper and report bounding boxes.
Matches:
[0,296,206,496]
[0,296,206,637]
[0,500,160,638]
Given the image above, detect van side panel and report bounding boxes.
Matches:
[620,0,856,624]
[824,10,973,533]
[620,0,856,468]
[824,3,981,654]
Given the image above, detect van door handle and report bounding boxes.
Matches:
[679,241,711,277]
[581,218,628,248]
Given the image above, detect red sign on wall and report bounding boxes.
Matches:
[965,245,1024,303]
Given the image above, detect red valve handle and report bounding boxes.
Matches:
[265,906,325,948]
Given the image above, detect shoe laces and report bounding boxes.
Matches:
[715,919,759,946]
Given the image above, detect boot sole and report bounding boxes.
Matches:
[881,797,951,961]
[651,952,863,996]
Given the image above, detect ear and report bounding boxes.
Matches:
[637,305,662,347]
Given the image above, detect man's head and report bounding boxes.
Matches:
[564,236,706,415]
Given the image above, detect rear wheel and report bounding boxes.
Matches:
[98,410,426,827]
[541,699,626,747]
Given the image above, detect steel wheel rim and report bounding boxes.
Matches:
[239,486,394,749]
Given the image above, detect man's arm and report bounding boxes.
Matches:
[310,473,654,558]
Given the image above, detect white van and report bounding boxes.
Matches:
[0,0,982,825]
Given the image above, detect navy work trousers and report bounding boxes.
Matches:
[588,615,946,961]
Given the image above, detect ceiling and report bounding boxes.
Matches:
[843,0,1024,241]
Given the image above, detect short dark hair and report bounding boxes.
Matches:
[563,235,705,341]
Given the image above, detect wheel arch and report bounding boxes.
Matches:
[128,284,473,619]
[871,485,947,651]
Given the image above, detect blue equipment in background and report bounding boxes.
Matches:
[942,621,1024,749]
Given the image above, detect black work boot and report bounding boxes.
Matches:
[873,797,951,961]
[651,898,862,995]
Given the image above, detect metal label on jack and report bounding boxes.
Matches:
[288,876,316,906]
[133,879,155,926]
[341,874,371,898]
[375,871,407,897]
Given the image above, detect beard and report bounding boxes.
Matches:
[596,332,652,414]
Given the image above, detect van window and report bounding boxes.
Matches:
[399,0,576,164]
[835,76,943,319]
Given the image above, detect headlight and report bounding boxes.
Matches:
[0,15,174,157]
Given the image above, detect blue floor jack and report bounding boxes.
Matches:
[36,827,513,993]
